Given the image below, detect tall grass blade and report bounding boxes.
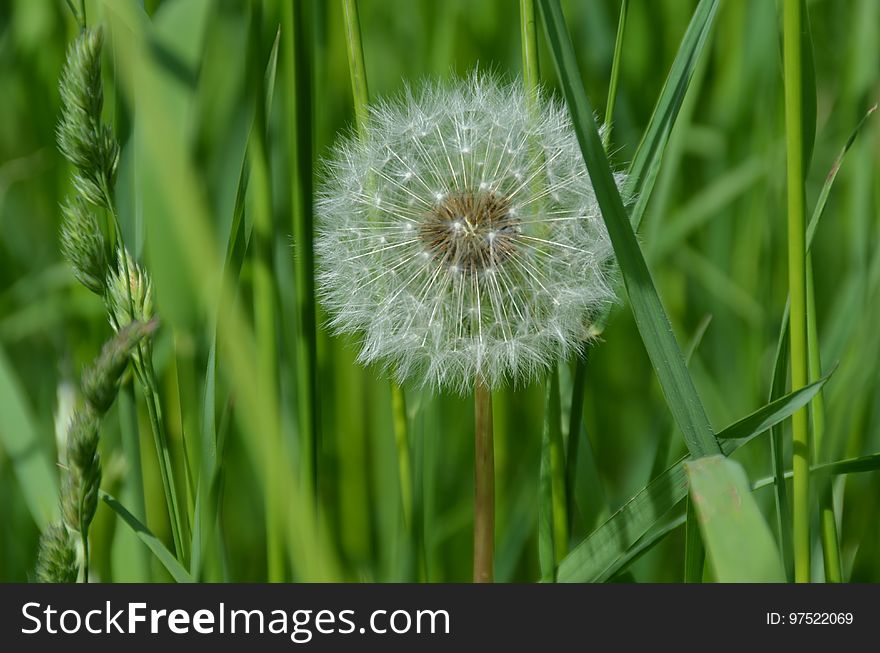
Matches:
[624,0,720,231]
[537,0,721,458]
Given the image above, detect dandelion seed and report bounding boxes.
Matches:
[316,73,618,393]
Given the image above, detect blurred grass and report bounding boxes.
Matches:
[0,0,878,582]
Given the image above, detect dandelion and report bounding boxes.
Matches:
[315,73,616,394]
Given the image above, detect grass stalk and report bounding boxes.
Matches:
[806,258,842,581]
[80,508,90,582]
[342,0,370,133]
[101,181,186,562]
[286,0,320,501]
[547,368,568,562]
[520,0,540,93]
[473,377,495,583]
[249,6,284,582]
[391,383,413,527]
[340,0,416,562]
[782,0,810,583]
[602,0,629,149]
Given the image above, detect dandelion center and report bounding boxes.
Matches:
[419,191,519,272]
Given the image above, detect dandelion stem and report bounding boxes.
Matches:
[782,0,810,583]
[474,377,495,583]
[602,0,628,149]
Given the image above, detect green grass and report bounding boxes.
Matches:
[0,0,879,583]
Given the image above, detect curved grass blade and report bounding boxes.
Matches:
[538,0,720,459]
[685,456,785,582]
[624,0,721,231]
[567,0,720,500]
[101,491,195,583]
[557,375,829,582]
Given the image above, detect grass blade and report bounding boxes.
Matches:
[685,456,785,582]
[537,0,720,459]
[101,491,195,583]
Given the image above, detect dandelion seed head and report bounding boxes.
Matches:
[316,72,620,393]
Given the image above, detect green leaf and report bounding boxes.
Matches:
[685,456,785,582]
[624,0,721,230]
[101,491,195,583]
[537,0,720,459]
[0,344,58,529]
[557,373,829,582]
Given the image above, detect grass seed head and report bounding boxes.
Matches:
[316,73,617,392]
[35,522,79,583]
[60,196,107,295]
[61,406,101,533]
[82,319,157,413]
[107,248,154,332]
[57,26,119,208]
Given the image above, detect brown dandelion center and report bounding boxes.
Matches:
[420,191,520,272]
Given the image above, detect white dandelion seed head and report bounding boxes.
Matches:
[316,72,620,393]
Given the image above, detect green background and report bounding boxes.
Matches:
[1,0,878,582]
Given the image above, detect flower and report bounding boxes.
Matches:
[315,73,616,393]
